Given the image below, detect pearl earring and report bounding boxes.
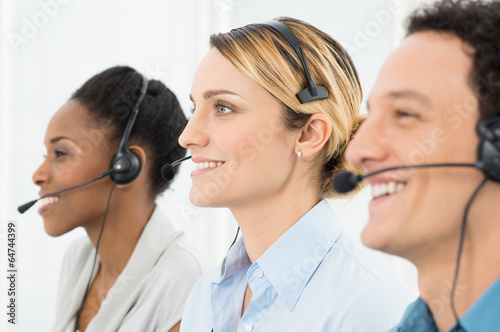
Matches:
[297,150,302,159]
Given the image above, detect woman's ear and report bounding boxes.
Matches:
[295,113,332,159]
[115,145,148,189]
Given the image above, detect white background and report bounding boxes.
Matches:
[0,0,433,330]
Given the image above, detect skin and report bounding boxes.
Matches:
[346,32,500,331]
[32,100,181,331]
[179,48,332,314]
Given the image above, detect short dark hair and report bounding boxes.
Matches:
[71,66,187,197]
[407,0,500,120]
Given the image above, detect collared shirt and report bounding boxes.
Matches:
[53,206,205,332]
[181,200,414,332]
[391,276,500,332]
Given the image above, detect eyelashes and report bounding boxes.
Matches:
[213,101,234,115]
[42,150,68,159]
[54,150,67,158]
[189,101,235,116]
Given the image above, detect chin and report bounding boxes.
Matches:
[43,221,71,238]
[189,188,214,207]
[361,222,393,253]
[44,228,65,237]
[189,184,230,208]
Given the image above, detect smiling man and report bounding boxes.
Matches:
[345,0,500,331]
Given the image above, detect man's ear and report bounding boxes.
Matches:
[295,113,332,158]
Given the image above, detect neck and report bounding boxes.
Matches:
[415,198,500,331]
[84,190,155,282]
[231,182,320,263]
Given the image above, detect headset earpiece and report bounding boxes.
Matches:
[109,75,149,184]
[264,20,329,104]
[477,116,500,182]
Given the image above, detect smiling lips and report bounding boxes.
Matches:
[38,195,59,215]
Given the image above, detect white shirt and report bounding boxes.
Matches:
[53,206,204,332]
[181,200,415,332]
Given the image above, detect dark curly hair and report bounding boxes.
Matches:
[71,66,187,198]
[407,0,500,120]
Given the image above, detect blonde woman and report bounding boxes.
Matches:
[179,18,413,331]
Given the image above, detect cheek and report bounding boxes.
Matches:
[55,163,90,188]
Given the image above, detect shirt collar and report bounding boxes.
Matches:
[396,276,500,332]
[459,275,500,331]
[218,234,251,282]
[216,200,342,309]
[256,199,342,311]
[394,297,438,331]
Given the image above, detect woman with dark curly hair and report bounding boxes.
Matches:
[32,66,203,332]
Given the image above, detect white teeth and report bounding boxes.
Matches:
[41,196,59,207]
[195,161,224,170]
[371,181,405,199]
[387,181,396,194]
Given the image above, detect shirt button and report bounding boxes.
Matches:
[254,269,263,278]
[245,323,253,331]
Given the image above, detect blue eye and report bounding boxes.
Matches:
[214,102,234,115]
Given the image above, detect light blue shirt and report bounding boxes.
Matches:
[181,200,414,332]
[390,276,500,332]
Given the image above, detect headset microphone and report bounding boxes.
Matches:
[17,168,115,214]
[161,155,192,181]
[332,162,484,194]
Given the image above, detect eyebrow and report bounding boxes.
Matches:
[386,90,431,106]
[49,136,74,144]
[190,89,246,102]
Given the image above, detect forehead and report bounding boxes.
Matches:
[190,48,271,101]
[45,100,97,143]
[48,100,89,129]
[369,32,475,108]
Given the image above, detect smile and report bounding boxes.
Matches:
[371,181,405,199]
[196,161,224,170]
[41,196,59,207]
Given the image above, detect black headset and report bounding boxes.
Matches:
[109,74,149,184]
[73,74,149,332]
[477,116,500,182]
[264,21,329,104]
[266,20,500,184]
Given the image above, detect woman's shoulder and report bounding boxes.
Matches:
[178,262,223,331]
[145,208,209,278]
[329,231,410,288]
[153,235,209,281]
[60,236,94,274]
[310,230,415,314]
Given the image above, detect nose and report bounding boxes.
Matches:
[32,158,49,188]
[345,115,389,171]
[178,109,210,150]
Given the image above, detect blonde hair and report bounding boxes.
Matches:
[210,17,364,198]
